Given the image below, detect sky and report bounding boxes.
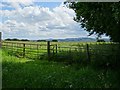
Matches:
[0,0,107,40]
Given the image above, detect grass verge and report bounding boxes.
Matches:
[2,50,120,88]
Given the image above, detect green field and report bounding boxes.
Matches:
[2,41,120,63]
[1,41,120,88]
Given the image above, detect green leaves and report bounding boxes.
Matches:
[68,2,120,42]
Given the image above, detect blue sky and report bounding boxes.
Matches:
[0,1,106,40]
[34,2,61,8]
[1,2,62,10]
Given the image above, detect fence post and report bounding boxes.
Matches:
[47,41,50,61]
[23,43,25,57]
[56,44,57,54]
[0,32,1,48]
[86,44,90,62]
[52,46,54,54]
[37,44,39,59]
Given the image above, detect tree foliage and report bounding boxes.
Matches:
[67,2,120,42]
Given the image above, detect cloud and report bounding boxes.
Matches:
[2,0,34,10]
[0,2,90,40]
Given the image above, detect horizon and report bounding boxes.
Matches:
[3,37,110,41]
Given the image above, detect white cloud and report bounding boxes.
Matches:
[2,0,34,10]
[0,3,90,40]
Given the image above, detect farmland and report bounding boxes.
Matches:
[2,41,120,63]
[1,41,120,88]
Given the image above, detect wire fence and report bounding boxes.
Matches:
[2,41,57,60]
[1,41,120,63]
[54,42,120,63]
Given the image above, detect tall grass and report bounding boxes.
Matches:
[2,50,120,88]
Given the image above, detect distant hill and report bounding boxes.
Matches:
[57,37,96,42]
[4,37,110,42]
[45,37,110,42]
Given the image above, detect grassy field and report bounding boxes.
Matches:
[2,41,119,57]
[1,41,120,88]
[2,49,120,88]
[2,41,120,66]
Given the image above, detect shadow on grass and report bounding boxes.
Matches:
[2,57,120,88]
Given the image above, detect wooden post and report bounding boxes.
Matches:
[47,41,50,61]
[23,43,25,57]
[56,44,57,54]
[37,44,39,59]
[53,46,54,54]
[86,44,90,62]
[0,32,1,48]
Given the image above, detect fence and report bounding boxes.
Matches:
[2,41,57,60]
[1,41,120,62]
[55,42,120,63]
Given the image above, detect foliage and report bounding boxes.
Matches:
[67,2,120,42]
[52,40,58,42]
[20,39,29,41]
[37,40,47,42]
[97,39,105,42]
[5,38,20,41]
[5,38,29,41]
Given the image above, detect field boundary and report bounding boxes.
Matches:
[2,41,57,59]
[1,41,120,62]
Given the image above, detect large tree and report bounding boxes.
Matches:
[66,2,120,42]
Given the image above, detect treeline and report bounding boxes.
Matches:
[5,38,58,42]
[97,39,105,42]
[4,38,106,42]
[5,38,29,41]
[37,40,58,42]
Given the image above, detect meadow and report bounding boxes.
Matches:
[2,49,120,88]
[2,41,120,64]
[1,41,120,88]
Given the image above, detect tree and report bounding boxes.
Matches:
[5,38,20,41]
[5,38,12,41]
[21,39,29,41]
[66,2,120,42]
[97,39,105,42]
[37,40,46,42]
[52,40,58,42]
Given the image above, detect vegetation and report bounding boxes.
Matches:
[97,39,105,42]
[5,38,20,41]
[66,2,120,42]
[2,2,120,89]
[37,40,47,42]
[5,38,30,41]
[52,40,58,42]
[2,41,120,88]
[2,49,120,88]
[2,42,120,64]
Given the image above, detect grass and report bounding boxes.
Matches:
[2,49,120,88]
